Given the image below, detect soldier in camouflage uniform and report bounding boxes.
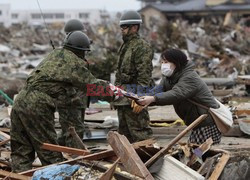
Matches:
[10,31,111,172]
[57,19,86,148]
[114,11,153,143]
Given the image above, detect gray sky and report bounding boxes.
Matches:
[1,0,142,12]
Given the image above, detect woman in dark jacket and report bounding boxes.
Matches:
[138,49,221,144]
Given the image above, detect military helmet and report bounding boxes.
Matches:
[63,31,90,51]
[64,19,84,34]
[119,10,142,26]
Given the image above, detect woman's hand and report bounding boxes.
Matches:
[137,96,156,106]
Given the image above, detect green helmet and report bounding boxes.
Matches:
[119,10,142,26]
[63,31,90,51]
[64,19,84,34]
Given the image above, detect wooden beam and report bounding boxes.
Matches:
[235,109,250,116]
[197,154,219,176]
[0,128,10,133]
[21,139,155,176]
[19,150,114,176]
[132,138,156,149]
[107,131,154,180]
[187,137,213,166]
[0,130,10,139]
[145,114,208,168]
[237,75,250,85]
[0,170,31,180]
[0,138,10,146]
[41,143,90,156]
[79,160,142,180]
[68,126,89,151]
[208,153,230,180]
[42,139,155,160]
[99,157,120,180]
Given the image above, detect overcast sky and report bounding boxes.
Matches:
[1,0,142,12]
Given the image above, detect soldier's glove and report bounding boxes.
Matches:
[131,100,144,113]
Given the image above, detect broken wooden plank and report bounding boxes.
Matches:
[0,130,10,139]
[0,162,7,168]
[0,128,10,133]
[0,169,31,180]
[107,131,154,180]
[68,126,89,151]
[0,138,10,146]
[205,156,217,179]
[237,75,250,85]
[223,11,232,26]
[21,139,155,176]
[132,138,156,149]
[197,154,220,176]
[79,160,142,180]
[187,138,213,167]
[145,114,208,168]
[41,143,90,156]
[208,153,230,180]
[235,109,250,116]
[99,157,120,180]
[42,139,156,161]
[154,155,205,180]
[0,158,10,167]
[19,150,114,177]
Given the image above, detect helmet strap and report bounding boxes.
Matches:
[84,58,90,69]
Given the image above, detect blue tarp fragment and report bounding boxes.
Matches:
[32,164,80,180]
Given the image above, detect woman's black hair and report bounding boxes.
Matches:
[161,49,188,71]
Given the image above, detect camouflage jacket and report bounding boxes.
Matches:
[23,48,108,108]
[114,33,154,106]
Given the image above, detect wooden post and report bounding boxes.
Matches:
[145,114,208,168]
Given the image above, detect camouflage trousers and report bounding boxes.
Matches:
[117,106,152,143]
[57,107,85,149]
[10,90,64,173]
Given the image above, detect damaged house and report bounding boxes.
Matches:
[138,0,250,28]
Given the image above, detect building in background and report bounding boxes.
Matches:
[0,3,112,27]
[0,4,11,27]
[139,0,250,28]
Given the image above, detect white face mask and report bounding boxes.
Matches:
[161,63,174,77]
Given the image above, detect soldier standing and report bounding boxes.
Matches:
[10,31,113,172]
[57,19,87,148]
[113,10,153,143]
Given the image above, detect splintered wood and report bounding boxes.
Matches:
[107,131,154,180]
